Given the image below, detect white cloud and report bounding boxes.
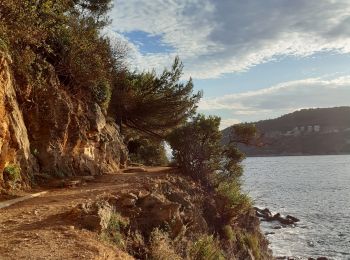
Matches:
[198,76,350,123]
[102,28,177,73]
[220,118,241,130]
[109,0,350,79]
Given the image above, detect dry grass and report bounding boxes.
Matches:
[190,234,225,260]
[149,228,181,260]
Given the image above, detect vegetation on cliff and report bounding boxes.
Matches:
[166,115,270,259]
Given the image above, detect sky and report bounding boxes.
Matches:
[107,0,350,129]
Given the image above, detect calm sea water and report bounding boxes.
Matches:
[242,155,350,260]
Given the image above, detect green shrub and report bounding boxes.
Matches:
[91,80,112,109]
[235,230,261,260]
[190,235,225,260]
[167,115,222,186]
[101,212,129,248]
[3,164,21,182]
[243,233,260,260]
[222,225,235,242]
[216,180,251,214]
[0,37,8,52]
[125,231,146,258]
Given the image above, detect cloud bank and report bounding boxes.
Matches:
[199,76,350,125]
[110,0,350,79]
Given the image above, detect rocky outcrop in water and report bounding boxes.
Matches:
[254,207,300,226]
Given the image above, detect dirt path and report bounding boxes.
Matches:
[0,167,173,260]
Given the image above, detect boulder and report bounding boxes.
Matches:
[254,207,272,218]
[119,193,138,208]
[69,200,113,232]
[126,193,185,238]
[138,194,165,209]
[272,225,282,230]
[81,215,101,231]
[166,191,192,208]
[286,215,300,222]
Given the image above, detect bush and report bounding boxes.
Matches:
[125,231,146,258]
[222,225,235,241]
[149,228,181,260]
[0,0,125,107]
[91,80,112,109]
[101,212,129,248]
[167,114,222,186]
[168,114,256,187]
[3,164,21,182]
[216,180,252,219]
[0,37,8,52]
[190,235,225,260]
[235,231,261,260]
[243,233,260,260]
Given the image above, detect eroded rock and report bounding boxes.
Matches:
[0,52,37,187]
[68,200,113,232]
[1,51,128,188]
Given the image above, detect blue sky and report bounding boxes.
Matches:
[108,0,350,129]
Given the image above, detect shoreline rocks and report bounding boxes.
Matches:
[254,207,300,226]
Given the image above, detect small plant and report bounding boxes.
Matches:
[216,180,252,215]
[3,164,21,182]
[101,212,129,248]
[91,80,111,109]
[235,230,261,260]
[31,148,39,157]
[190,234,225,260]
[125,231,146,258]
[222,225,235,242]
[0,37,8,52]
[149,228,181,260]
[243,233,260,260]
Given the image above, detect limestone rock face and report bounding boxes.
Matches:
[0,51,127,188]
[21,69,128,177]
[0,52,36,186]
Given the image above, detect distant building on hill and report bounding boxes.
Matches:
[221,106,350,156]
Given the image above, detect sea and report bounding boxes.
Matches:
[242,155,350,260]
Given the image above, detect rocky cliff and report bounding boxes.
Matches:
[0,52,36,188]
[0,51,127,190]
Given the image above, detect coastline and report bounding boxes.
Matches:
[245,152,350,157]
[243,155,350,259]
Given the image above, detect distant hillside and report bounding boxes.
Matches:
[222,107,350,156]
